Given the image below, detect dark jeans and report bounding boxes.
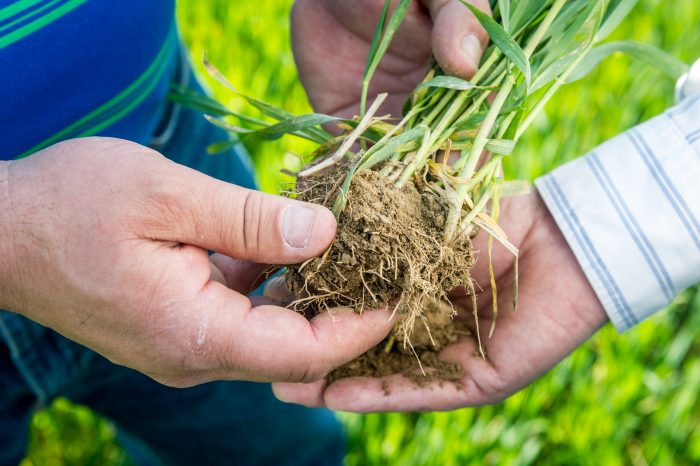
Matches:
[0,57,344,466]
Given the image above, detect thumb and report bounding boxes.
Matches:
[421,0,491,78]
[145,164,337,264]
[190,281,397,383]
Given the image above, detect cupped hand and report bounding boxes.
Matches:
[0,137,394,387]
[272,191,609,412]
[292,0,491,117]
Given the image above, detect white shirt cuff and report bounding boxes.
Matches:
[535,91,700,332]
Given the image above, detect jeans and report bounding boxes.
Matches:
[0,53,344,466]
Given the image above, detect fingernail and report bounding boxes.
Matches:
[460,34,483,67]
[282,206,316,249]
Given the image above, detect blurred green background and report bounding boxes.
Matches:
[23,1,700,465]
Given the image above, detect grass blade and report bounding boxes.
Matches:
[484,138,515,155]
[567,41,689,83]
[510,0,548,36]
[206,140,237,154]
[596,0,640,41]
[254,113,339,140]
[300,93,388,178]
[415,75,488,92]
[357,125,428,173]
[498,0,510,33]
[203,114,254,134]
[168,86,231,116]
[361,0,411,116]
[459,0,531,86]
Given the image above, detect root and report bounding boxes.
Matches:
[285,168,477,380]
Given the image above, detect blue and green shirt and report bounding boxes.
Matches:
[0,0,177,159]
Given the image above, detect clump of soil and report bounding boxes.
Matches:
[327,300,470,387]
[286,168,476,383]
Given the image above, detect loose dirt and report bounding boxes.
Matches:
[286,168,476,384]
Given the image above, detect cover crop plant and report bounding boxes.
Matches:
[172,0,687,381]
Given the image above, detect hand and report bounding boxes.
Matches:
[291,0,491,117]
[0,137,394,387]
[272,191,609,411]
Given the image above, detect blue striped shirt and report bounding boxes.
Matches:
[0,0,176,159]
[536,60,700,331]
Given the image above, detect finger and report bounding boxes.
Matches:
[190,284,396,383]
[272,379,327,408]
[142,164,337,264]
[322,375,470,412]
[209,254,271,294]
[421,0,491,78]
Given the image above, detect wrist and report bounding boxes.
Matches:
[531,193,608,331]
[0,160,26,312]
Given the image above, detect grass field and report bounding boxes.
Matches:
[23,1,700,465]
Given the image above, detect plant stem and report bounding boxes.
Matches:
[397,129,433,187]
[523,0,568,59]
[443,75,515,241]
[442,0,569,241]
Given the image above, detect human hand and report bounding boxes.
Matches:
[272,192,609,411]
[291,0,491,117]
[0,137,394,387]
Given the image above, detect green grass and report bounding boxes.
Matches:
[24,1,700,465]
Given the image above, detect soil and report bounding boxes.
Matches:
[286,168,476,385]
[327,300,470,387]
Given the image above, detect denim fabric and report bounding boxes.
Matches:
[0,52,343,466]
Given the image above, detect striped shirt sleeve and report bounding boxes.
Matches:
[535,61,700,332]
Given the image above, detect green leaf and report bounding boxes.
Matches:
[567,41,689,83]
[203,115,254,134]
[502,108,523,141]
[243,97,334,143]
[202,56,334,143]
[530,51,580,92]
[206,109,337,144]
[254,113,339,140]
[510,0,548,36]
[203,53,240,93]
[537,0,598,65]
[415,75,486,92]
[206,140,237,154]
[459,0,531,86]
[485,138,515,155]
[498,0,510,33]
[361,0,411,115]
[357,126,427,173]
[597,0,640,42]
[168,86,231,117]
[365,0,390,79]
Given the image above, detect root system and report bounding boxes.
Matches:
[286,168,476,382]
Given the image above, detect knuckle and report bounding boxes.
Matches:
[240,190,265,255]
[152,180,192,224]
[289,361,327,384]
[288,367,313,384]
[477,371,512,404]
[125,173,193,237]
